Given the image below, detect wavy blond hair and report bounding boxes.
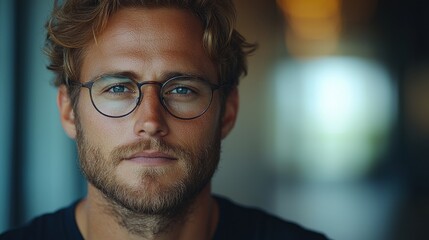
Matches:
[45,0,256,105]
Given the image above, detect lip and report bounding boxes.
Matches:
[124,151,177,165]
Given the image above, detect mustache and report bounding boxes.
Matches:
[110,138,190,162]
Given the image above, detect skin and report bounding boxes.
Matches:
[57,7,239,240]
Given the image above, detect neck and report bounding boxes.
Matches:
[76,184,219,240]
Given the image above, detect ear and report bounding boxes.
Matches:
[57,85,77,139]
[220,87,239,139]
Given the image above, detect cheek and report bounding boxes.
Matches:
[173,105,222,146]
[76,94,129,152]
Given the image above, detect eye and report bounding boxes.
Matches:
[102,81,137,95]
[107,84,130,93]
[93,75,137,96]
[169,86,194,95]
[162,78,207,100]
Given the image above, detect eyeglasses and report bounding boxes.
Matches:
[70,74,225,120]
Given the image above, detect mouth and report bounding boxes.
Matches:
[123,151,177,165]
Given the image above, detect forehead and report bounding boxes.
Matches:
[81,7,216,82]
[100,7,203,44]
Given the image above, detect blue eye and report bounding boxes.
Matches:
[171,87,192,95]
[109,85,128,93]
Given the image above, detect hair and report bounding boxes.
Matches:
[45,0,257,106]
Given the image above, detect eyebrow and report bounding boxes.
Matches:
[90,71,211,83]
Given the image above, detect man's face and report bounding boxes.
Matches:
[58,7,238,215]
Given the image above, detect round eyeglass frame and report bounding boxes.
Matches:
[69,75,226,120]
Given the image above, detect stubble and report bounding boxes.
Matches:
[75,118,221,237]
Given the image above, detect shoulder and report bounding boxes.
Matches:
[214,195,329,240]
[0,201,82,240]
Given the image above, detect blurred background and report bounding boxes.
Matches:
[1,0,429,239]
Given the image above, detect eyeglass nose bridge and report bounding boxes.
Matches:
[134,80,164,105]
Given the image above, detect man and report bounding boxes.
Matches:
[1,0,328,239]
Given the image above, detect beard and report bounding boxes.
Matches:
[75,119,221,221]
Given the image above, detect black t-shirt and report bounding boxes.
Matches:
[0,196,328,240]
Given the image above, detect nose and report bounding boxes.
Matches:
[133,86,169,138]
